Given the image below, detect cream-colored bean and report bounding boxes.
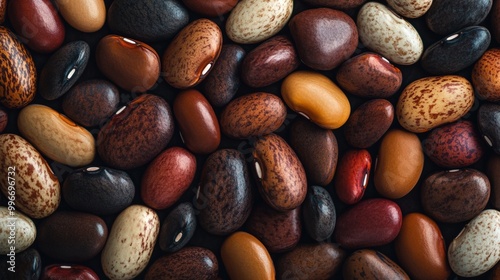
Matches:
[386,0,433,18]
[0,206,36,254]
[18,104,95,167]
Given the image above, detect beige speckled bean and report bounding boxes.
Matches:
[448,209,500,277]
[0,134,60,219]
[396,75,474,133]
[17,104,95,167]
[0,206,36,254]
[101,205,160,280]
[226,0,293,44]
[162,19,222,89]
[357,2,423,65]
[386,0,433,18]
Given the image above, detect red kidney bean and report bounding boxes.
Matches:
[334,149,372,205]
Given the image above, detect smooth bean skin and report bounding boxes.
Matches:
[41,265,99,280]
[97,94,174,169]
[334,149,371,205]
[343,250,410,280]
[488,155,500,210]
[221,231,275,280]
[421,26,491,75]
[162,19,222,89]
[374,129,424,199]
[344,99,394,148]
[301,0,367,9]
[54,0,106,33]
[220,92,287,139]
[0,134,60,219]
[425,0,493,35]
[421,169,490,223]
[202,44,245,107]
[0,248,41,280]
[241,35,300,87]
[493,0,500,43]
[281,71,351,129]
[276,243,345,280]
[478,103,500,154]
[159,203,197,253]
[145,247,218,280]
[0,26,37,109]
[336,52,402,98]
[38,41,90,100]
[289,8,358,70]
[62,79,120,127]
[182,0,237,17]
[96,35,160,92]
[141,147,196,210]
[252,133,307,211]
[63,166,135,216]
[245,203,301,253]
[108,0,189,42]
[302,186,336,242]
[18,104,95,167]
[174,89,221,154]
[198,149,253,235]
[473,48,500,102]
[8,0,65,53]
[289,117,338,186]
[395,213,451,280]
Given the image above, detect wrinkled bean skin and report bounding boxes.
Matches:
[226,0,293,44]
[108,0,189,42]
[395,213,451,280]
[397,75,474,133]
[63,166,135,216]
[357,2,423,65]
[276,243,345,280]
[202,44,245,107]
[96,35,160,92]
[344,99,394,148]
[374,129,424,199]
[8,0,65,53]
[198,149,253,235]
[302,186,336,241]
[478,103,500,154]
[334,149,371,205]
[252,133,307,211]
[425,0,493,35]
[448,209,500,277]
[37,211,108,262]
[174,89,221,154]
[242,35,300,87]
[141,147,196,210]
[488,155,500,210]
[0,134,60,219]
[301,0,367,9]
[0,109,7,133]
[421,26,491,75]
[97,94,174,170]
[289,117,338,186]
[220,92,287,139]
[289,8,358,70]
[145,247,218,280]
[0,26,36,109]
[281,71,351,129]
[334,198,402,249]
[163,19,222,89]
[245,203,301,253]
[423,120,484,168]
[159,203,197,253]
[41,265,99,280]
[183,0,237,17]
[343,250,410,280]
[336,52,402,98]
[221,231,275,280]
[421,169,490,223]
[18,104,95,167]
[473,48,500,102]
[62,79,120,127]
[39,41,90,100]
[0,248,41,280]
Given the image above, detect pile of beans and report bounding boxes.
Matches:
[1,0,500,279]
